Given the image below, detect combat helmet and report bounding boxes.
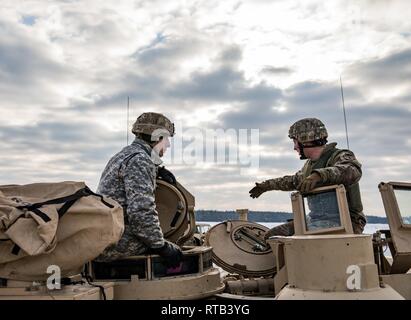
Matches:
[288,118,328,145]
[132,112,175,138]
[288,118,328,160]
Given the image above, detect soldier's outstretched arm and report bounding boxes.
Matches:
[313,150,362,186]
[249,171,302,198]
[265,172,303,191]
[123,156,165,249]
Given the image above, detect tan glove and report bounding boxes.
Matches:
[298,172,322,193]
[249,181,270,198]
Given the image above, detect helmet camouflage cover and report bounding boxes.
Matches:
[288,118,328,144]
[132,112,175,137]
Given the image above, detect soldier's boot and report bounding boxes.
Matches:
[264,220,295,240]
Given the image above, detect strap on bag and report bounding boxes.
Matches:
[10,186,114,256]
[17,186,114,219]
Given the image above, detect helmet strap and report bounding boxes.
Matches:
[298,139,327,160]
[298,142,307,160]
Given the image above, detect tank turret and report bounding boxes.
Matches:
[266,184,407,299]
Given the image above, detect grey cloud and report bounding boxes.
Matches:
[0,27,67,85]
[258,154,301,174]
[216,80,359,133]
[0,18,78,110]
[341,104,411,157]
[346,47,411,86]
[68,41,247,111]
[218,103,283,130]
[261,66,294,75]
[202,22,235,34]
[86,44,283,114]
[217,45,242,66]
[0,120,128,189]
[284,81,362,112]
[170,67,282,104]
[397,93,411,103]
[0,121,115,144]
[135,35,202,67]
[167,45,247,102]
[91,73,167,108]
[232,1,242,11]
[0,121,123,163]
[56,8,138,51]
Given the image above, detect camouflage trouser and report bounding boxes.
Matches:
[264,218,366,239]
[351,216,366,234]
[264,221,295,239]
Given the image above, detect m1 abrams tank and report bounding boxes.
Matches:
[208,182,411,300]
[267,182,411,299]
[1,176,410,300]
[0,179,225,300]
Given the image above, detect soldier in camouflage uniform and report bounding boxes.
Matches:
[249,118,367,237]
[95,112,183,268]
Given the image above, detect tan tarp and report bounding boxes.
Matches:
[0,181,124,280]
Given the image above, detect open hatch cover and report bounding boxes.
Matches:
[205,220,276,277]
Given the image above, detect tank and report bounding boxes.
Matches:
[0,275,115,300]
[204,183,411,300]
[0,178,225,300]
[85,179,225,300]
[271,182,411,299]
[1,177,411,300]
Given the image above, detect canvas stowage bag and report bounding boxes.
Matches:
[0,181,124,281]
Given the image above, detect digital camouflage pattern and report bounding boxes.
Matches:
[263,142,366,236]
[132,112,175,137]
[95,138,165,262]
[288,118,328,144]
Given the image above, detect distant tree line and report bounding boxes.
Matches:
[194,210,388,224]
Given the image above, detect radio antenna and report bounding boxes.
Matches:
[127,96,130,145]
[340,76,350,149]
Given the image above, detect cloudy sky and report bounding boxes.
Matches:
[1,0,410,216]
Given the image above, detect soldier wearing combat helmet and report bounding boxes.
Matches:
[249,118,367,237]
[95,112,183,268]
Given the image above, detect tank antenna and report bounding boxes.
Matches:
[127,96,130,145]
[340,75,350,149]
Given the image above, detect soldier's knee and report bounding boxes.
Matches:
[264,221,294,239]
[352,218,366,234]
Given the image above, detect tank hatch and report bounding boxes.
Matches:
[155,180,195,244]
[205,220,276,277]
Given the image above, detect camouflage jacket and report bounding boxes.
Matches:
[265,142,366,225]
[266,143,362,191]
[95,138,164,261]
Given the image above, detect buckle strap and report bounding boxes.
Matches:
[17,186,114,220]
